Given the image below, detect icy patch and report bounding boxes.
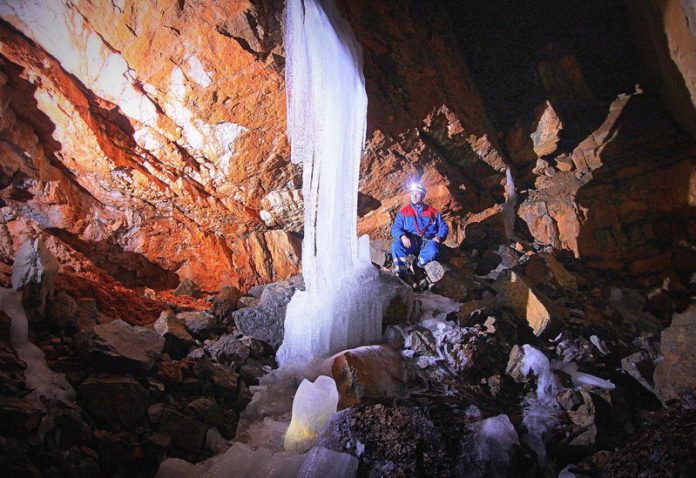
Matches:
[186,55,212,88]
[520,345,561,399]
[278,261,391,364]
[417,292,460,334]
[555,362,615,390]
[0,288,75,406]
[468,414,519,473]
[519,345,561,464]
[156,442,304,478]
[235,360,329,451]
[297,446,358,478]
[284,376,339,452]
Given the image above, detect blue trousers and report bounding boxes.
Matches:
[391,236,440,272]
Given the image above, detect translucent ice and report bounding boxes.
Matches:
[297,446,358,478]
[284,375,339,452]
[156,442,304,478]
[470,414,519,468]
[555,362,615,390]
[278,0,386,364]
[518,345,561,465]
[520,344,561,399]
[460,414,519,477]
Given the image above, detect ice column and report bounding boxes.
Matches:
[277,0,386,364]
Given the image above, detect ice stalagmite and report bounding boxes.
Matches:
[277,0,387,365]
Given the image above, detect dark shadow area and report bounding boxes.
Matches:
[574,94,696,277]
[443,0,647,132]
[46,228,180,290]
[357,191,381,217]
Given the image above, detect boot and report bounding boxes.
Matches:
[397,271,412,284]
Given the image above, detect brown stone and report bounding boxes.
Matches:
[493,270,567,336]
[654,306,696,404]
[330,345,405,409]
[531,101,562,158]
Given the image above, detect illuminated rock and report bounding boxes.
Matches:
[284,375,338,453]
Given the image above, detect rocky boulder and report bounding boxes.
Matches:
[79,375,149,431]
[173,278,202,299]
[88,319,164,373]
[318,404,449,477]
[231,280,298,350]
[330,345,405,409]
[154,311,195,359]
[494,270,567,336]
[157,407,209,460]
[654,305,696,404]
[205,334,250,367]
[0,310,12,342]
[208,285,242,319]
[178,311,216,340]
[46,292,80,331]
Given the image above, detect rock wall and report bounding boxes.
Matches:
[0,0,508,292]
[0,0,298,291]
[627,0,696,141]
[1,0,695,293]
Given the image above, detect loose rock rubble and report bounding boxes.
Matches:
[1,238,694,478]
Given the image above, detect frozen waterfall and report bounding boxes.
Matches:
[277,0,386,365]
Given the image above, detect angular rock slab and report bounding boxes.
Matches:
[79,375,149,430]
[494,270,567,336]
[154,311,195,359]
[330,345,405,409]
[232,281,298,349]
[90,319,164,373]
[654,305,696,404]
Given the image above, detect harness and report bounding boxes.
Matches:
[403,204,436,238]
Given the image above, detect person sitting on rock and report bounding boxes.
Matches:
[391,182,449,286]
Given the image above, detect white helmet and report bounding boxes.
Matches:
[409,182,426,194]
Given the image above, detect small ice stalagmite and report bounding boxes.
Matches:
[284,375,339,452]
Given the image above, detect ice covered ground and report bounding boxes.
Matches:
[0,287,75,406]
[156,359,357,478]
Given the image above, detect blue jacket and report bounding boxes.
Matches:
[391,203,449,241]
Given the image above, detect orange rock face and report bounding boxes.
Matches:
[1,0,695,301]
[0,0,508,294]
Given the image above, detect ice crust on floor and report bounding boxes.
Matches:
[284,376,339,452]
[297,446,358,478]
[156,442,305,478]
[0,287,75,406]
[464,414,520,475]
[278,0,387,365]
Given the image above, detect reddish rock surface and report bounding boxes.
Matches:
[1,0,695,304]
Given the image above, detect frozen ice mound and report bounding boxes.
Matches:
[156,442,304,478]
[460,414,519,477]
[284,375,339,452]
[297,446,358,478]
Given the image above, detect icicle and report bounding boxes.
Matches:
[278,0,387,365]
